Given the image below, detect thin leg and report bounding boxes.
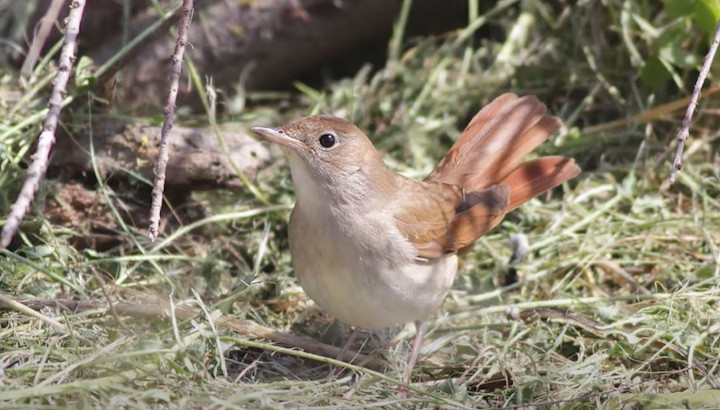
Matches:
[335,326,359,361]
[403,320,428,384]
[331,326,359,378]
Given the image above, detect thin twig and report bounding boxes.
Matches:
[593,260,650,295]
[0,293,68,334]
[148,0,194,241]
[0,0,87,249]
[663,19,720,189]
[583,85,720,134]
[20,0,66,80]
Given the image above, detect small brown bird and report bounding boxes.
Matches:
[252,93,580,380]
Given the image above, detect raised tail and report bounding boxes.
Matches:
[501,156,580,212]
[427,93,579,203]
[425,93,580,250]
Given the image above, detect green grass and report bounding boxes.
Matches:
[2,0,720,408]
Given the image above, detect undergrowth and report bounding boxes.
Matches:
[1,0,720,408]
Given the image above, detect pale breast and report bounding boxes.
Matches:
[283,151,459,329]
[288,202,458,329]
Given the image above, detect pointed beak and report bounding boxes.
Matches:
[251,126,305,151]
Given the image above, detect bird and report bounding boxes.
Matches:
[251,93,580,381]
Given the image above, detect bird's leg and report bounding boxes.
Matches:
[331,326,359,378]
[403,320,428,384]
[335,326,359,361]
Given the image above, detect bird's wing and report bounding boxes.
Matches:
[393,179,509,259]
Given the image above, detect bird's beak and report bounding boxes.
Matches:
[251,126,305,151]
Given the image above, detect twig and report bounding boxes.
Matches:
[662,19,720,189]
[148,0,194,241]
[515,308,604,337]
[20,0,66,80]
[0,293,68,334]
[594,260,650,295]
[0,0,87,249]
[583,86,720,134]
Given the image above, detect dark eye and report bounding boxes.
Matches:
[318,133,336,148]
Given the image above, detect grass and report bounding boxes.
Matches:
[2,0,720,408]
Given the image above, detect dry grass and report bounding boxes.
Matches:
[2,0,720,408]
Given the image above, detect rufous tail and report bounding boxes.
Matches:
[426,93,580,248]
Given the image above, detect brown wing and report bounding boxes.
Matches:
[393,179,509,259]
[393,179,461,259]
[438,184,509,252]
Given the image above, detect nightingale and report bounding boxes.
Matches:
[252,93,580,380]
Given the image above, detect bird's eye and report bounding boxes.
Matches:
[318,133,336,148]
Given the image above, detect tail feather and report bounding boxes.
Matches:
[492,116,562,184]
[502,156,580,212]
[427,93,553,190]
[424,93,581,250]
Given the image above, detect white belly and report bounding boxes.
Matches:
[288,205,458,330]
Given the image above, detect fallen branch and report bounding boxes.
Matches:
[148,0,194,241]
[0,0,87,249]
[0,293,68,334]
[51,121,270,190]
[1,296,387,371]
[93,0,408,108]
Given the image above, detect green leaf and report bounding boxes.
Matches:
[611,390,720,410]
[640,55,671,87]
[693,0,720,38]
[664,0,697,18]
[659,41,701,69]
[697,266,715,278]
[74,55,97,89]
[139,389,172,404]
[22,245,55,259]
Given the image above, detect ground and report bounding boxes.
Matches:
[1,1,720,408]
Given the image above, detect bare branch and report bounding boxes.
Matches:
[0,293,68,334]
[662,19,720,189]
[0,0,87,249]
[148,0,195,241]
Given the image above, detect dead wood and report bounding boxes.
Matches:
[51,120,270,190]
[19,0,467,110]
[92,0,403,108]
[43,121,270,249]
